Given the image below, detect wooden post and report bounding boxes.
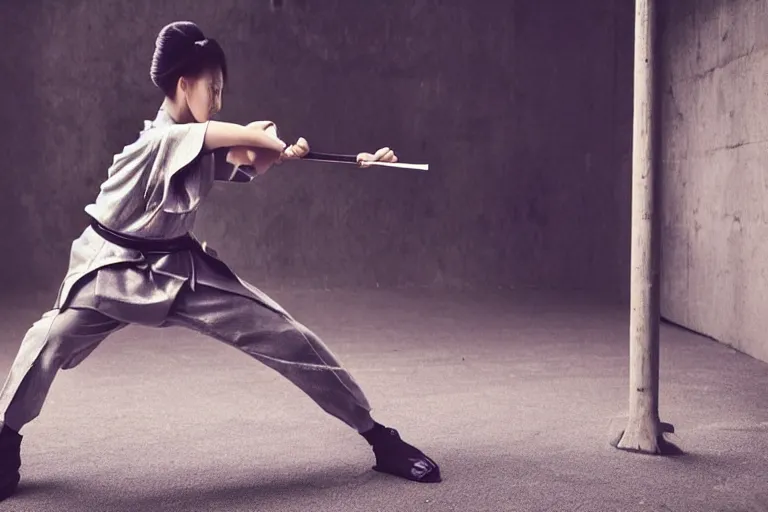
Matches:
[612,0,681,455]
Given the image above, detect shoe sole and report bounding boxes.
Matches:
[373,464,442,483]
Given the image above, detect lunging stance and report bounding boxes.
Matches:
[0,20,441,502]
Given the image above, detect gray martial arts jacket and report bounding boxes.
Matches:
[53,109,290,326]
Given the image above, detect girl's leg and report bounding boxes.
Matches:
[164,282,441,483]
[0,307,126,431]
[165,283,375,432]
[0,305,126,502]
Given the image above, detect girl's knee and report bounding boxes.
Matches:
[26,308,115,371]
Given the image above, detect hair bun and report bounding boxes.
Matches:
[150,21,206,87]
[150,22,227,97]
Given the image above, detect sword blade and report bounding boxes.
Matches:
[301,152,429,171]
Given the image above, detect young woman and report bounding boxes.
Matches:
[0,21,440,501]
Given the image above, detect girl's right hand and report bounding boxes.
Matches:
[280,137,310,162]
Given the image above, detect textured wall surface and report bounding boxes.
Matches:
[660,0,768,362]
[1,0,634,298]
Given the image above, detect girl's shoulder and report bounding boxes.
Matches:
[121,117,183,156]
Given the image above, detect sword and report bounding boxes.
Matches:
[300,151,429,172]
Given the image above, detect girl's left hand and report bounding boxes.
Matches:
[357,147,398,168]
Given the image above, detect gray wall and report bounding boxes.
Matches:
[660,0,768,362]
[1,0,634,299]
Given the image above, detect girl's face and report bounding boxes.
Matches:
[181,67,224,122]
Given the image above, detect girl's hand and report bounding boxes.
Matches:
[280,137,310,161]
[357,147,398,168]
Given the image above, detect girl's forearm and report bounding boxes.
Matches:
[203,121,285,153]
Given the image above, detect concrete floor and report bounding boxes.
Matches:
[0,287,766,512]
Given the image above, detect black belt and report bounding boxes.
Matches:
[90,219,198,254]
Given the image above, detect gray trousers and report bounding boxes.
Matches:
[0,282,374,433]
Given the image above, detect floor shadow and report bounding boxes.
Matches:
[15,478,74,498]
[17,465,382,512]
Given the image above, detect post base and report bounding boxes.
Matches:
[610,420,684,455]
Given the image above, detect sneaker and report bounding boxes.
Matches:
[0,425,22,502]
[362,424,441,483]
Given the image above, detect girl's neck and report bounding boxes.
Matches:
[161,97,195,124]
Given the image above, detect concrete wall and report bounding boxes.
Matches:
[660,0,768,362]
[0,0,634,299]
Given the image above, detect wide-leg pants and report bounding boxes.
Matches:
[0,280,374,433]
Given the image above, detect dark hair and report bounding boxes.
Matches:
[150,21,228,98]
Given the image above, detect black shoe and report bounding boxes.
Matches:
[361,423,441,483]
[0,424,22,502]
